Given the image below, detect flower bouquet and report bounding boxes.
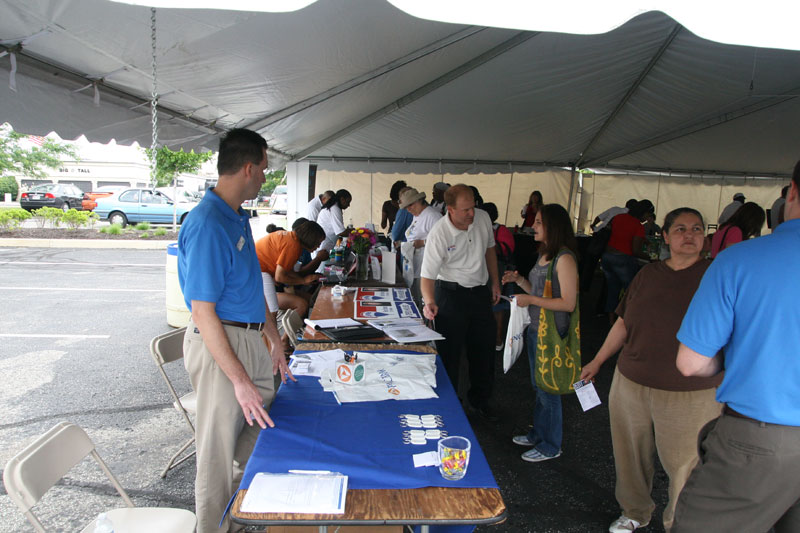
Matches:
[348,227,377,280]
[348,227,377,255]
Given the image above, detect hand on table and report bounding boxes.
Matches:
[233,379,274,429]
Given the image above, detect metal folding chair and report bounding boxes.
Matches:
[149,327,196,478]
[3,422,196,532]
[281,309,305,349]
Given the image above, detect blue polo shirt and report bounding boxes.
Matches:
[178,188,266,323]
[677,218,800,425]
[391,208,412,242]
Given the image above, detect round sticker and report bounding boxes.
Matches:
[337,365,352,382]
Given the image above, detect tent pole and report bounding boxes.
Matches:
[567,166,577,229]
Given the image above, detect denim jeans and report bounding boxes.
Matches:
[601,251,641,313]
[525,325,563,457]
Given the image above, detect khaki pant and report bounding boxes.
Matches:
[184,320,275,533]
[673,414,800,533]
[609,368,721,531]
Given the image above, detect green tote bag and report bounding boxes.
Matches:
[535,252,581,395]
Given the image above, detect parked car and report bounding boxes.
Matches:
[155,187,202,203]
[81,185,128,211]
[269,185,288,214]
[20,183,84,212]
[94,188,197,227]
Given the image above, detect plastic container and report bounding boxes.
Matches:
[166,242,191,328]
[94,512,114,533]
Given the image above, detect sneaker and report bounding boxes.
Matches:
[495,343,504,351]
[521,448,561,462]
[608,515,647,532]
[512,435,535,446]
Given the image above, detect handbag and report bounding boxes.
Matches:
[534,252,582,395]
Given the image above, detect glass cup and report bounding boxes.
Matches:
[438,436,471,481]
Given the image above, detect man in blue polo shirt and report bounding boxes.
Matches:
[178,128,292,533]
[672,160,800,532]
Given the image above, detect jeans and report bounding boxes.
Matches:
[601,251,641,313]
[525,325,562,457]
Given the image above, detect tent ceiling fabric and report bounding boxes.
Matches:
[1,0,799,176]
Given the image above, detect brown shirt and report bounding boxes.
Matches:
[616,259,722,391]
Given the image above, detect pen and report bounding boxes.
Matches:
[332,390,342,405]
[288,469,333,475]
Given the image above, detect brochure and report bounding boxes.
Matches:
[240,471,348,514]
[354,300,422,320]
[355,287,413,302]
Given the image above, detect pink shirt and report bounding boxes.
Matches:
[711,225,743,258]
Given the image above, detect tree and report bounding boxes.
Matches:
[0,124,78,181]
[260,169,285,197]
[144,146,214,187]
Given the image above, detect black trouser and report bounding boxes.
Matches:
[433,281,496,407]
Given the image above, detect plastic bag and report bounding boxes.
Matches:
[503,296,530,373]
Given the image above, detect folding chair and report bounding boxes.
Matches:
[281,309,305,349]
[3,422,196,533]
[150,327,196,478]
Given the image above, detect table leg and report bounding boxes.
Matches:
[318,526,327,533]
[420,526,430,533]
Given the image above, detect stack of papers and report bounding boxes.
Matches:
[366,318,444,343]
[241,471,348,514]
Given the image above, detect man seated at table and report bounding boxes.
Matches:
[256,219,326,351]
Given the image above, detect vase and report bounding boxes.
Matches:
[356,253,369,281]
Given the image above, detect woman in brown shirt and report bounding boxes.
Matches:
[581,207,722,533]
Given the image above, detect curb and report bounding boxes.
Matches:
[0,238,172,249]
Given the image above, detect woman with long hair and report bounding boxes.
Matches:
[521,190,543,227]
[710,201,765,258]
[381,180,406,233]
[502,204,578,462]
[580,207,722,533]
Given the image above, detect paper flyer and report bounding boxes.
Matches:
[354,300,422,320]
[355,287,413,302]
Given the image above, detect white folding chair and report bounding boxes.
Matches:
[3,422,196,533]
[281,309,305,349]
[150,327,196,478]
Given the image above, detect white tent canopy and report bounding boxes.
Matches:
[2,0,800,177]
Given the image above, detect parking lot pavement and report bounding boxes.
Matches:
[0,245,668,532]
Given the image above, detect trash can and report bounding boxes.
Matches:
[166,242,191,328]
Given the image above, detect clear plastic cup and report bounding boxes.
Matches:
[438,436,471,481]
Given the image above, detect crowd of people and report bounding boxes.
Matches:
[176,126,797,533]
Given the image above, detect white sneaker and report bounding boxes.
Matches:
[512,435,535,446]
[609,515,647,532]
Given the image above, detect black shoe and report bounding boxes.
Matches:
[466,401,499,422]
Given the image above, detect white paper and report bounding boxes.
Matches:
[304,318,361,330]
[573,380,602,412]
[241,472,348,514]
[413,450,440,468]
[381,250,396,284]
[367,318,428,330]
[382,324,444,343]
[289,349,346,377]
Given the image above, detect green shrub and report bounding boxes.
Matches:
[0,176,19,201]
[31,206,63,228]
[134,222,151,231]
[154,227,167,236]
[101,223,123,235]
[61,209,95,229]
[140,232,151,238]
[0,207,32,229]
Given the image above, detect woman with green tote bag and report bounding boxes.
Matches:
[502,204,579,462]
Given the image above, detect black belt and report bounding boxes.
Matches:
[219,319,264,331]
[723,405,764,424]
[436,280,486,292]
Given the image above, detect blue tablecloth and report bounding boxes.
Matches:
[237,350,498,492]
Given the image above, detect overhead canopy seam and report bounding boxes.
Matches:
[292,31,539,161]
[245,26,486,132]
[575,23,682,168]
[583,86,800,168]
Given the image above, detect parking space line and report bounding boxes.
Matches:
[0,334,111,338]
[0,287,163,292]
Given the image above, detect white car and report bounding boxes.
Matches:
[270,185,288,214]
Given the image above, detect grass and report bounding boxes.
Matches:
[100,224,123,235]
[154,227,167,236]
[134,222,151,231]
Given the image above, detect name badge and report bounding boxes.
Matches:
[236,236,245,251]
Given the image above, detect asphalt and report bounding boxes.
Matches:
[0,235,669,533]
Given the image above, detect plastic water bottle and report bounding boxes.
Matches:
[94,512,114,533]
